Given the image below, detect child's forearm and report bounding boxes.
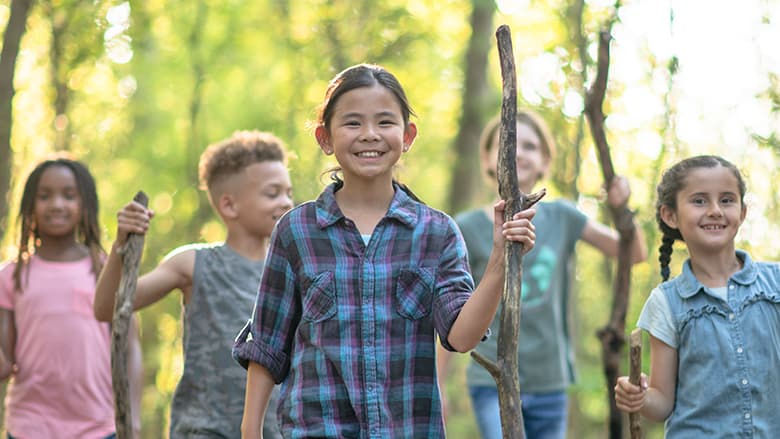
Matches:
[447,250,504,352]
[630,218,648,264]
[242,362,275,438]
[93,243,124,322]
[640,387,674,422]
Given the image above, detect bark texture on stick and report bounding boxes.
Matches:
[629,328,643,439]
[111,191,148,439]
[583,29,638,439]
[471,25,545,439]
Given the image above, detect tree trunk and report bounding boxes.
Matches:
[0,0,34,244]
[446,0,496,214]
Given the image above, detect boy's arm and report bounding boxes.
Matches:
[94,245,195,321]
[447,202,535,352]
[242,361,276,439]
[94,200,194,322]
[0,309,15,380]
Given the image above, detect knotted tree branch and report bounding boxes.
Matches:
[111,191,148,439]
[584,29,639,439]
[471,24,545,439]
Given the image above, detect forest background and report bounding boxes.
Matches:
[1,0,779,437]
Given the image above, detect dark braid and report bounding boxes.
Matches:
[13,159,105,292]
[654,155,746,281]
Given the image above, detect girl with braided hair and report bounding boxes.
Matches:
[615,155,780,437]
[0,157,142,438]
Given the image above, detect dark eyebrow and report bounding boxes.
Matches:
[338,111,400,120]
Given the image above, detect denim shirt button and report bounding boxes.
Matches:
[744,412,751,419]
[742,378,749,385]
[729,313,736,320]
[729,284,735,289]
[737,346,744,353]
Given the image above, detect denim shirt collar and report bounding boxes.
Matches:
[314,181,418,229]
[676,249,757,299]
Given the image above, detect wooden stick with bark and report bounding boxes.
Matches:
[583,29,639,439]
[471,24,545,439]
[629,328,643,439]
[111,191,148,439]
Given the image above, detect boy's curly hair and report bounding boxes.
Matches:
[198,130,289,199]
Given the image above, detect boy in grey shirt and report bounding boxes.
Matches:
[95,131,293,438]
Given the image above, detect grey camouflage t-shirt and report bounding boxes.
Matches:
[169,243,281,438]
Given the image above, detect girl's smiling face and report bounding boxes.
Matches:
[33,165,83,240]
[660,165,746,254]
[484,120,550,193]
[316,84,416,185]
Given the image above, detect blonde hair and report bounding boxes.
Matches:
[478,110,556,182]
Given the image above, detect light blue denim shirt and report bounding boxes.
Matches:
[643,251,780,438]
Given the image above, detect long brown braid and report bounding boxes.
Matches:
[12,159,105,292]
[655,155,746,281]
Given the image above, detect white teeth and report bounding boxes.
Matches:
[357,151,380,158]
[702,225,724,230]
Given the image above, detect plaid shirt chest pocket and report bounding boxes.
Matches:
[395,267,435,320]
[301,271,336,322]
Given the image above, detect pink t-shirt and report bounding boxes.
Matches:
[0,255,115,438]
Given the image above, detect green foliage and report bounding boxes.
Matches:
[2,0,780,437]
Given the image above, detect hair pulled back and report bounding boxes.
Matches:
[655,155,745,280]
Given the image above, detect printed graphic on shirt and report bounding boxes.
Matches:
[522,246,556,307]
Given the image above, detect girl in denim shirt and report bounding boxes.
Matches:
[233,64,537,438]
[615,155,780,437]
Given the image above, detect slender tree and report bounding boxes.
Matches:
[0,0,34,244]
[447,0,497,214]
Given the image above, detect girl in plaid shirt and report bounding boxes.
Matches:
[234,63,536,438]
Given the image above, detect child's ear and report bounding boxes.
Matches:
[402,122,417,152]
[315,126,333,155]
[218,193,239,220]
[659,204,678,229]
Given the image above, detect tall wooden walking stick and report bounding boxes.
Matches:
[629,328,643,439]
[584,29,639,439]
[111,191,148,439]
[471,24,545,439]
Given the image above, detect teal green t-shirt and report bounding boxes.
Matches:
[459,200,587,392]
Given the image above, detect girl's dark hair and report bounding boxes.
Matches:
[317,63,415,129]
[655,155,746,281]
[13,158,105,292]
[317,63,423,203]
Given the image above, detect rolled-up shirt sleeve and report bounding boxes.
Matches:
[432,217,474,352]
[232,221,300,383]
